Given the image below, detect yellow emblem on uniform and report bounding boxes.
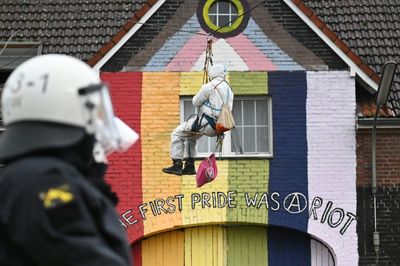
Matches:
[39,185,74,208]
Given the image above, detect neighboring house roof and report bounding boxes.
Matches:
[293,0,400,117]
[0,0,154,63]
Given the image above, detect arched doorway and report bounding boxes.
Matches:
[134,225,335,266]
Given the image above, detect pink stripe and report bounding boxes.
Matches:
[226,33,277,71]
[166,30,208,71]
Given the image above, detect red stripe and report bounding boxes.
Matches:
[101,72,144,244]
[166,30,208,71]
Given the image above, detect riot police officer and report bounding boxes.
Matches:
[0,54,138,265]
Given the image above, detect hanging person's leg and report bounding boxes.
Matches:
[163,118,199,175]
[182,139,197,175]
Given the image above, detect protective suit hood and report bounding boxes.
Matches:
[208,64,227,80]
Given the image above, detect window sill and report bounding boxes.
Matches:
[195,153,273,160]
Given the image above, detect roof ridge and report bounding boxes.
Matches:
[87,0,158,67]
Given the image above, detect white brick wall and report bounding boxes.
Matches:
[306,71,358,266]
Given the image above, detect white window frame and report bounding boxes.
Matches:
[180,96,273,158]
[208,0,239,27]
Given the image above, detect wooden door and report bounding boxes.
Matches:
[227,226,268,266]
[184,225,226,266]
[142,230,185,266]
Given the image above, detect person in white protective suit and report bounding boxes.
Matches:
[162,64,233,176]
[0,54,138,266]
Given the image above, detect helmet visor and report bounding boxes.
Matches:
[79,84,138,155]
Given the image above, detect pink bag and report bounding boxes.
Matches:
[196,153,218,187]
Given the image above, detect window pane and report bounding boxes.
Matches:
[210,136,218,152]
[243,100,255,125]
[232,101,242,125]
[198,135,218,154]
[257,127,268,153]
[256,100,268,125]
[219,1,230,13]
[198,136,209,153]
[218,15,230,27]
[244,127,255,152]
[210,3,217,13]
[184,101,195,121]
[229,3,237,14]
[231,127,243,154]
[209,15,217,25]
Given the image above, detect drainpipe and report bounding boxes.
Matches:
[371,107,379,255]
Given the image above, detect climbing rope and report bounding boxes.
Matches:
[188,34,215,135]
[215,133,224,159]
[202,34,214,84]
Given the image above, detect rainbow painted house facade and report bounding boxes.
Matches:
[98,1,358,265]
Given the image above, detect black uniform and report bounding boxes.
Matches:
[0,155,132,266]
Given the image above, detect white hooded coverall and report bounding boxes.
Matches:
[170,64,234,159]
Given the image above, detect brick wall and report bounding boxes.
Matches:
[357,129,400,187]
[229,72,268,95]
[306,71,358,266]
[100,72,144,242]
[141,72,182,235]
[356,129,400,265]
[227,160,269,224]
[99,69,363,264]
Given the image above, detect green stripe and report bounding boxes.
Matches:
[229,72,268,95]
[227,160,269,224]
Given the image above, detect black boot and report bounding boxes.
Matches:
[182,158,196,175]
[162,159,183,175]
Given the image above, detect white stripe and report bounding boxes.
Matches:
[307,71,358,266]
[191,39,249,71]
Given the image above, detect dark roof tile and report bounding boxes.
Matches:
[0,0,149,62]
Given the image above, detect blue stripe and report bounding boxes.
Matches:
[268,71,308,232]
[243,19,304,71]
[268,226,311,266]
[144,15,200,71]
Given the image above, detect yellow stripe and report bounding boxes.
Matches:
[181,160,229,226]
[141,72,182,235]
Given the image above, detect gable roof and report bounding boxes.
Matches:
[0,0,156,64]
[287,0,400,116]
